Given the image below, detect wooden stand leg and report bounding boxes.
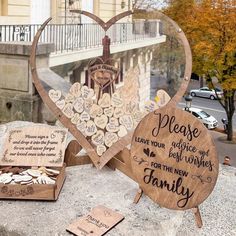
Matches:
[133,188,143,204]
[192,206,203,228]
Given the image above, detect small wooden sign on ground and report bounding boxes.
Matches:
[67,205,124,236]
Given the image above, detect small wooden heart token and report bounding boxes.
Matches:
[70,82,81,97]
[94,115,108,129]
[81,85,94,99]
[84,99,94,111]
[92,130,105,145]
[104,107,114,117]
[85,120,97,136]
[80,111,90,122]
[90,104,103,118]
[156,89,171,107]
[65,93,75,104]
[56,99,65,109]
[98,93,111,108]
[71,113,81,125]
[73,97,84,113]
[119,115,133,130]
[62,103,75,118]
[111,93,123,108]
[76,121,87,135]
[96,145,107,156]
[114,107,124,118]
[49,89,62,102]
[106,118,119,133]
[118,125,128,138]
[105,132,118,147]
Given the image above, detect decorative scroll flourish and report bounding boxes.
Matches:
[8,130,22,143]
[1,150,14,163]
[54,130,67,143]
[133,156,149,166]
[49,150,63,164]
[191,175,212,184]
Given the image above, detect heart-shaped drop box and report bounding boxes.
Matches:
[47,84,148,169]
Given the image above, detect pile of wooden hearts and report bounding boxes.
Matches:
[49,83,167,156]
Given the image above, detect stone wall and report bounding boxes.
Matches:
[0,42,54,124]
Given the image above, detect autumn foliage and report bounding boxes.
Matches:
[164,0,236,140]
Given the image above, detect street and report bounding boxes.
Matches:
[178,96,236,130]
[150,76,236,166]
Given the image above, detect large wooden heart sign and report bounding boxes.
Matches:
[130,106,219,210]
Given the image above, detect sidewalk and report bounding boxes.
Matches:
[210,130,236,167]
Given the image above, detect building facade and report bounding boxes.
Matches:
[0,0,166,124]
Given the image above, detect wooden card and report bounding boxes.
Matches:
[130,107,219,210]
[66,205,124,236]
[0,126,67,167]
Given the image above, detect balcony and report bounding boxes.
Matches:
[0,20,166,66]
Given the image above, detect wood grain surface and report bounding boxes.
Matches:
[130,106,219,210]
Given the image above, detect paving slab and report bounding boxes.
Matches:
[0,164,235,236]
[0,122,236,236]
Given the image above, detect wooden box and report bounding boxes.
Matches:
[0,126,67,201]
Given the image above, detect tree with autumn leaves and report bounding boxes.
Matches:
[163,0,236,141]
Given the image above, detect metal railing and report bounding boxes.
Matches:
[0,20,161,54]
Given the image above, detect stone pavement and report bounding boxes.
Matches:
[0,122,236,236]
[0,164,236,236]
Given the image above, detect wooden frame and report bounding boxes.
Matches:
[28,9,216,228]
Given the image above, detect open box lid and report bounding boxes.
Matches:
[0,126,68,167]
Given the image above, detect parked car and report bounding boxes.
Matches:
[190,87,223,100]
[184,107,218,129]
